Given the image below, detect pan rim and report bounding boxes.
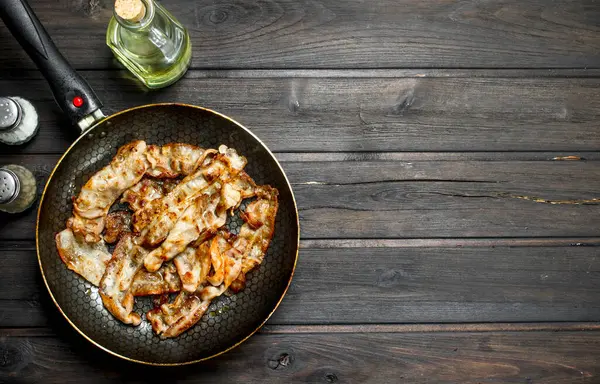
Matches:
[36,102,300,366]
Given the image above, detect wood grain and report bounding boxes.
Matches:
[1,154,599,240]
[2,73,600,153]
[1,330,599,383]
[2,244,600,326]
[1,0,600,69]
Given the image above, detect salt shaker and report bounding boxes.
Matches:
[0,164,37,213]
[0,97,39,145]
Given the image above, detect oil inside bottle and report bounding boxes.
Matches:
[106,0,191,89]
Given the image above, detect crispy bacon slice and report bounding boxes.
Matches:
[121,178,177,213]
[99,235,148,325]
[173,241,214,293]
[237,186,279,274]
[147,231,247,338]
[133,146,246,245]
[130,262,182,296]
[66,215,104,244]
[206,233,229,286]
[69,140,148,242]
[229,272,246,293]
[55,228,112,286]
[147,291,211,338]
[146,261,243,339]
[103,210,131,244]
[144,191,223,272]
[145,144,212,178]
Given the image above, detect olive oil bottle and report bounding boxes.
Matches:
[107,0,191,89]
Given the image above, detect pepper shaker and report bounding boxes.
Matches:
[0,97,39,145]
[0,164,37,213]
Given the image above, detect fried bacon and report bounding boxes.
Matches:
[99,235,148,325]
[229,272,246,294]
[146,251,244,338]
[56,141,280,338]
[144,191,223,272]
[147,291,212,338]
[121,178,177,213]
[136,145,247,246]
[103,210,131,244]
[173,243,212,293]
[236,186,279,274]
[55,228,112,286]
[69,140,148,242]
[145,144,213,178]
[66,215,104,244]
[130,262,182,296]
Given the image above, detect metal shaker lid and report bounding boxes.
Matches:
[0,168,20,204]
[0,97,22,132]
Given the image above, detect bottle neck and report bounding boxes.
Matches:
[114,0,155,31]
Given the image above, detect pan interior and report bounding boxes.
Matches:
[37,105,298,364]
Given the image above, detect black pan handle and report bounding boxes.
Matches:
[0,0,103,126]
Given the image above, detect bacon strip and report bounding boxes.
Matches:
[173,240,214,293]
[68,141,148,243]
[145,143,209,178]
[237,186,279,274]
[99,235,148,325]
[55,228,112,286]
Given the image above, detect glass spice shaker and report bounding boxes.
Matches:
[0,97,39,145]
[0,164,37,213]
[106,0,192,89]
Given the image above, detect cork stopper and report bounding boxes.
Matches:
[115,0,146,22]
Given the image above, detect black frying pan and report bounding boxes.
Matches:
[1,0,299,365]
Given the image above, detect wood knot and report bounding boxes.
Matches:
[267,352,292,370]
[377,269,408,287]
[0,339,32,374]
[209,9,228,24]
[390,89,415,116]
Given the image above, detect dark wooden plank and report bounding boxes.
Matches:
[1,154,599,240]
[2,73,600,153]
[7,321,600,336]
[1,330,599,383]
[2,244,600,326]
[1,0,600,69]
[303,238,600,248]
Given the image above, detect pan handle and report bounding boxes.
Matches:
[0,0,104,131]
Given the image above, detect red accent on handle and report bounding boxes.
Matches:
[72,96,84,108]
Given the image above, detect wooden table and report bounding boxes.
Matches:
[1,0,600,382]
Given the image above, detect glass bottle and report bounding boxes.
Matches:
[0,164,37,213]
[106,0,192,89]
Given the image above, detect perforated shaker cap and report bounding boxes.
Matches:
[0,168,20,204]
[0,97,22,132]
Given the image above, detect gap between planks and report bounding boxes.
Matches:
[2,152,599,161]
[1,238,599,251]
[6,68,600,78]
[3,322,600,337]
[185,68,600,78]
[275,152,600,162]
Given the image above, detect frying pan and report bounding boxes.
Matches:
[1,0,299,365]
